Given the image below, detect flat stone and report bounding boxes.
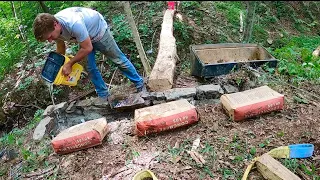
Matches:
[196,84,224,100]
[148,92,165,101]
[53,102,68,112]
[223,84,239,94]
[164,87,196,101]
[33,117,54,141]
[43,105,54,117]
[66,101,77,113]
[140,91,151,100]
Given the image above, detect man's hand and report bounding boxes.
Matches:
[62,62,72,76]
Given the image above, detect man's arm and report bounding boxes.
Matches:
[56,39,66,55]
[62,37,93,76]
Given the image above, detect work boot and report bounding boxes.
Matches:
[92,95,112,108]
[136,85,147,93]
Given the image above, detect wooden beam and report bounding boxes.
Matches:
[256,154,301,180]
[147,9,178,92]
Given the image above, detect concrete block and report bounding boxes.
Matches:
[164,87,196,101]
[196,84,224,100]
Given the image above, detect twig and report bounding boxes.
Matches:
[108,67,118,91]
[14,104,41,110]
[149,29,157,53]
[108,167,129,178]
[23,166,55,178]
[296,168,311,180]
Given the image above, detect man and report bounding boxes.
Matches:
[33,7,145,102]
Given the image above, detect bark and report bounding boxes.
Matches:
[123,1,151,76]
[38,1,51,13]
[243,1,257,43]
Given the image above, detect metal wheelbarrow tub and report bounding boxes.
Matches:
[190,43,278,78]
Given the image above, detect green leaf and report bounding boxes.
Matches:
[250,147,256,155]
[293,96,308,104]
[259,143,265,148]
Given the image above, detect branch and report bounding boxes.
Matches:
[123,1,151,76]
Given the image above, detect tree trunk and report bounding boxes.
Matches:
[243,1,257,43]
[10,1,17,18]
[38,1,51,13]
[10,1,26,41]
[123,1,151,76]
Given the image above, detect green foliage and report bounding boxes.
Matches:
[215,2,244,27]
[111,14,133,42]
[173,20,193,52]
[17,76,35,91]
[300,162,320,179]
[280,159,299,173]
[272,36,320,82]
[251,24,268,44]
[0,18,26,80]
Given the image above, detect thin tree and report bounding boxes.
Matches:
[38,1,51,13]
[123,1,151,76]
[10,1,26,41]
[243,1,257,43]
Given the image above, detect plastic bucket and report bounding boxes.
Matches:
[132,169,158,180]
[41,52,83,86]
[289,144,314,158]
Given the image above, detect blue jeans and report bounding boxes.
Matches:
[87,29,144,97]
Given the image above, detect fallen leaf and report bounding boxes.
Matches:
[171,156,182,164]
[96,160,103,164]
[313,156,320,160]
[187,151,206,165]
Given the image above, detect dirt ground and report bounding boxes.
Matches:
[31,71,319,180]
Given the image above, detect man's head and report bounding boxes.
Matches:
[33,13,61,42]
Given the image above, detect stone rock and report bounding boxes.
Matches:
[148,92,165,101]
[43,105,54,117]
[223,84,239,94]
[113,93,146,110]
[108,119,133,145]
[53,102,68,112]
[196,84,224,100]
[140,91,151,100]
[33,117,54,141]
[43,102,67,117]
[0,149,18,163]
[164,87,196,101]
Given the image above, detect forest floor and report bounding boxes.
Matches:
[1,1,320,180]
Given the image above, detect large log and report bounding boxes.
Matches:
[147,9,178,92]
[256,154,301,180]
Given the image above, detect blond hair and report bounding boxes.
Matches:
[33,13,57,41]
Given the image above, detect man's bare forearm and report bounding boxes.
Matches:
[67,47,91,66]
